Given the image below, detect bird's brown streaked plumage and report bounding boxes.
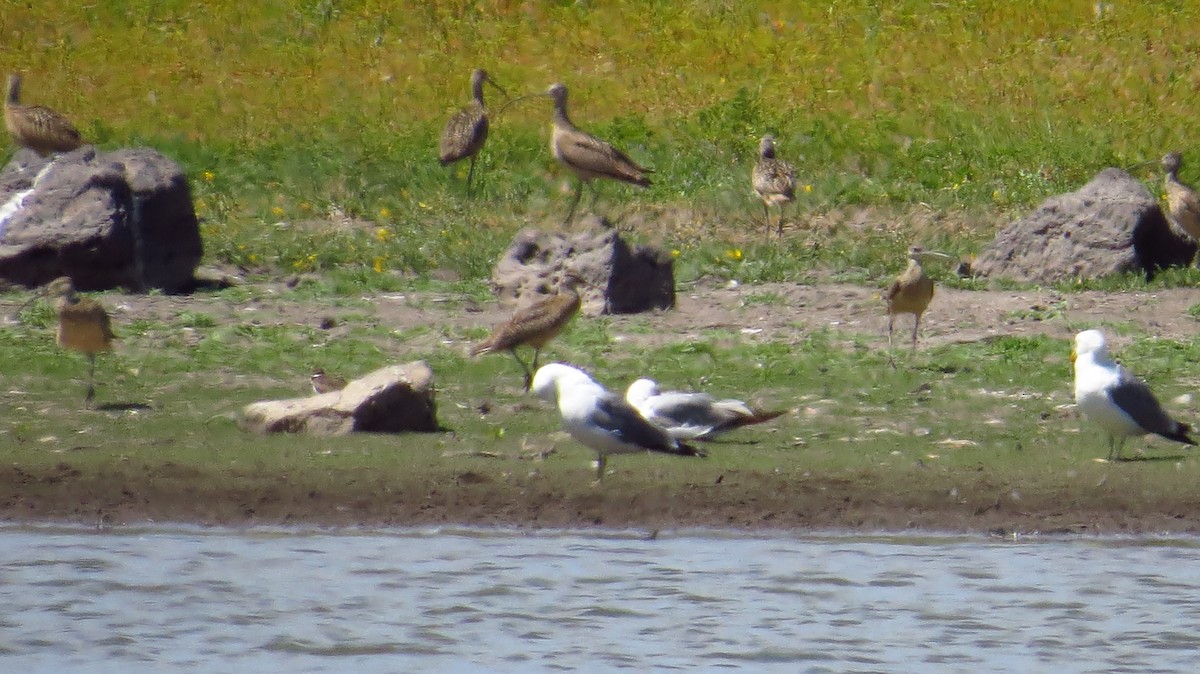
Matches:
[1162,151,1200,247]
[4,73,83,156]
[884,246,950,357]
[546,82,652,226]
[470,273,586,390]
[43,277,115,406]
[752,134,796,237]
[310,368,347,395]
[439,69,506,194]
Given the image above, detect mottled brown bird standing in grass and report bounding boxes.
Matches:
[4,73,83,156]
[884,246,951,357]
[1162,151,1200,249]
[470,272,587,391]
[546,82,652,226]
[439,69,506,195]
[42,277,116,406]
[310,368,347,395]
[752,134,796,237]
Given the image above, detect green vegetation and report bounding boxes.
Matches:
[6,1,1200,285]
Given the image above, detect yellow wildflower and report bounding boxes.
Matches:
[725,248,743,261]
[379,207,391,218]
[271,206,284,216]
[375,227,392,242]
[671,249,681,258]
[202,171,215,182]
[804,184,813,193]
[373,257,385,273]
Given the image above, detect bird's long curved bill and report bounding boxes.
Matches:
[494,92,547,118]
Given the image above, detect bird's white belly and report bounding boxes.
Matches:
[1075,388,1144,438]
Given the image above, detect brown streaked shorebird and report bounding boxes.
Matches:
[439,69,506,195]
[310,368,347,395]
[752,134,796,237]
[1162,151,1200,247]
[546,82,652,226]
[4,73,83,156]
[40,277,116,406]
[884,246,951,359]
[470,272,587,391]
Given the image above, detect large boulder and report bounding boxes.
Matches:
[0,146,203,292]
[973,168,1195,283]
[492,219,675,315]
[242,361,439,436]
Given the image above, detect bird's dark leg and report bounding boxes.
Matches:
[509,348,534,391]
[776,204,785,238]
[594,453,607,482]
[762,203,772,236]
[886,314,897,370]
[911,315,921,353]
[563,180,584,227]
[85,353,96,408]
[465,155,478,197]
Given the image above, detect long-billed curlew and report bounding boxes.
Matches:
[752,134,796,237]
[1161,151,1200,249]
[439,69,506,195]
[40,277,116,406]
[624,378,786,441]
[4,73,83,156]
[1072,329,1195,461]
[545,82,652,226]
[470,271,587,391]
[532,363,705,482]
[311,368,347,395]
[884,246,951,359]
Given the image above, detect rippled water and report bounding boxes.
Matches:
[2,525,1200,672]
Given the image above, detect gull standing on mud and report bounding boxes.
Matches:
[545,82,652,226]
[1071,329,1195,461]
[625,378,785,440]
[532,363,705,481]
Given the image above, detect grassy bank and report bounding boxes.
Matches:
[5,1,1200,281]
[3,279,1200,531]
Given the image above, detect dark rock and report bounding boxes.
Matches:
[492,219,675,315]
[974,168,1195,283]
[0,146,203,292]
[242,361,438,435]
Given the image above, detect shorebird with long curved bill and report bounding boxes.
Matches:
[439,68,507,195]
[625,378,786,441]
[4,73,83,157]
[28,277,117,407]
[470,272,587,391]
[1072,329,1195,461]
[752,134,796,237]
[884,245,951,362]
[532,363,706,481]
[545,82,652,226]
[1161,151,1200,253]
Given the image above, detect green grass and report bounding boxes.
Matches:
[5,1,1200,283]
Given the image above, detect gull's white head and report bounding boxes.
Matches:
[1072,329,1109,363]
[625,378,660,405]
[531,363,597,404]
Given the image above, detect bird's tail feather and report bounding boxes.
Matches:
[710,409,787,436]
[677,441,706,458]
[1163,421,1197,446]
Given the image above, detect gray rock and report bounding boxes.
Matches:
[242,361,439,436]
[0,146,203,292]
[974,168,1195,283]
[492,219,675,314]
